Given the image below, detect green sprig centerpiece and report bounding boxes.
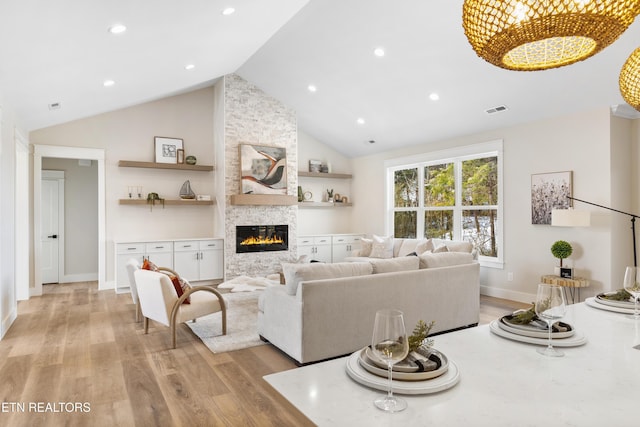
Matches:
[408,320,435,353]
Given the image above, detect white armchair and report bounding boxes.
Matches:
[125,259,142,322]
[134,269,227,348]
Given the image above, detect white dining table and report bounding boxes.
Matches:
[264,301,640,426]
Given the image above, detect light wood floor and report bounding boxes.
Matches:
[0,282,528,427]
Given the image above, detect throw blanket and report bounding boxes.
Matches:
[217,275,280,292]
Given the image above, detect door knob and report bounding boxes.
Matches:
[47,234,58,239]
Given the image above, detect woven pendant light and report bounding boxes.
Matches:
[462,0,640,71]
[620,47,640,110]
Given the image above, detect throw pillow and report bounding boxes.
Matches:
[359,238,373,257]
[141,259,159,271]
[444,241,474,253]
[369,235,394,259]
[433,245,449,253]
[167,274,191,304]
[369,256,419,274]
[282,261,373,295]
[415,238,434,254]
[418,252,474,269]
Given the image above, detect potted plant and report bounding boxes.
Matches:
[326,188,334,203]
[551,240,572,276]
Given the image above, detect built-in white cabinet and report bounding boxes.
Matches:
[331,234,364,262]
[298,234,364,263]
[297,236,332,263]
[115,238,223,293]
[115,241,173,293]
[174,239,224,282]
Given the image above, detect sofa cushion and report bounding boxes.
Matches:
[359,238,373,257]
[369,256,419,274]
[370,235,394,259]
[433,245,449,253]
[419,252,474,269]
[416,238,435,254]
[282,262,373,295]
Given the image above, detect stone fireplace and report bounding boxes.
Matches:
[236,225,288,253]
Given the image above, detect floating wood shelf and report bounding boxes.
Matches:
[298,171,352,179]
[298,202,353,208]
[118,160,214,171]
[119,199,215,206]
[230,194,298,206]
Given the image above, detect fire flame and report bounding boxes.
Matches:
[240,235,284,246]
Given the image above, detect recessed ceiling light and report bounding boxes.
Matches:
[429,93,440,101]
[108,24,127,34]
[222,7,235,15]
[185,64,195,70]
[103,80,115,87]
[373,47,385,57]
[357,118,365,125]
[308,84,317,93]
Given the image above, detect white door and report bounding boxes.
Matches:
[41,176,62,283]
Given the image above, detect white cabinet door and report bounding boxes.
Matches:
[174,239,223,281]
[298,236,332,263]
[115,243,144,293]
[198,240,223,281]
[145,242,173,269]
[332,234,364,262]
[174,241,200,282]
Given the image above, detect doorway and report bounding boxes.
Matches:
[33,145,105,296]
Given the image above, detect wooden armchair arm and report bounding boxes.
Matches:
[157,266,180,278]
[169,285,227,348]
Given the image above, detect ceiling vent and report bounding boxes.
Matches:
[486,105,508,114]
[48,102,61,110]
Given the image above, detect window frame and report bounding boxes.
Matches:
[385,140,504,268]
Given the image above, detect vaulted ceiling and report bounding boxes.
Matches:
[2,0,640,157]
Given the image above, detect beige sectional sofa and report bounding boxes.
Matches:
[257,239,480,365]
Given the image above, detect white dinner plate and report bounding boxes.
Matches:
[360,348,448,381]
[585,297,637,315]
[345,350,460,395]
[499,317,575,339]
[595,293,636,309]
[489,320,587,347]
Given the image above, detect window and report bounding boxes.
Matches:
[387,141,503,267]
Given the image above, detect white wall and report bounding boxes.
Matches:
[41,157,98,282]
[30,87,217,286]
[297,130,355,235]
[350,108,619,303]
[0,101,22,338]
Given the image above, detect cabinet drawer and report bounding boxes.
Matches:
[199,239,222,250]
[333,235,363,244]
[116,243,144,254]
[145,242,173,253]
[299,236,331,246]
[174,241,199,252]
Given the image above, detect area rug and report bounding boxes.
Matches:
[186,291,265,353]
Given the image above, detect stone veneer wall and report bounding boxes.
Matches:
[223,74,298,279]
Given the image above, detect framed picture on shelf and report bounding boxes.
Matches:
[155,137,183,164]
[531,170,572,225]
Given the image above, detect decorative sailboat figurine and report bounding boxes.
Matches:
[179,180,196,199]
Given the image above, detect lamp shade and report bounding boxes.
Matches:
[551,209,591,227]
[619,46,640,111]
[462,0,640,71]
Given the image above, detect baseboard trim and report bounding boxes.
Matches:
[480,285,535,304]
[1,306,17,340]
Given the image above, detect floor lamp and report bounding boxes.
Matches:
[553,196,639,268]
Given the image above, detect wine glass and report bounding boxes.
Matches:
[535,284,567,357]
[623,266,640,320]
[371,309,409,412]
